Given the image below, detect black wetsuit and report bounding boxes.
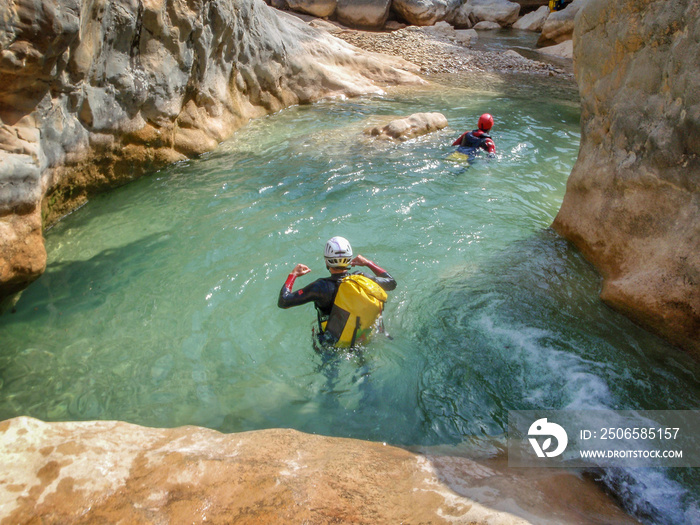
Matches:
[278,266,396,342]
[278,270,396,317]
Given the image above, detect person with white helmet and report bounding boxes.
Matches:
[278,236,396,348]
[452,113,496,156]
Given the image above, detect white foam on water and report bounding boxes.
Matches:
[472,312,698,524]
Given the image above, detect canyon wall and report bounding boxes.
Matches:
[0,0,421,304]
[552,0,699,355]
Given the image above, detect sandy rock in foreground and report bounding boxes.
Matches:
[0,417,638,524]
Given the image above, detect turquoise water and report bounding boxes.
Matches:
[1,72,698,523]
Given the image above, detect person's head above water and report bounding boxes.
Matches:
[324,236,353,271]
[478,113,494,132]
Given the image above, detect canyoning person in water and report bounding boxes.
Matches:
[278,236,397,349]
[452,113,496,157]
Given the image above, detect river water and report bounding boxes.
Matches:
[1,72,698,523]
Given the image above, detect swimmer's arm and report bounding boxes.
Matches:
[452,132,468,146]
[351,255,397,291]
[482,138,495,154]
[277,264,318,308]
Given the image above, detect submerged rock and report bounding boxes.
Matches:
[552,0,700,356]
[0,0,423,303]
[0,417,640,524]
[365,112,449,140]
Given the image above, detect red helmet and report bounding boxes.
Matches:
[478,113,494,131]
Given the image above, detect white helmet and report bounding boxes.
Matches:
[324,236,353,268]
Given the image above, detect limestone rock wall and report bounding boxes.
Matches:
[0,0,422,303]
[552,0,700,355]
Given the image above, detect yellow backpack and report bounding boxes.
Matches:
[322,274,388,348]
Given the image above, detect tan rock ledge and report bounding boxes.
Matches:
[0,417,638,524]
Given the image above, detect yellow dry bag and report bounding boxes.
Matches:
[322,274,387,348]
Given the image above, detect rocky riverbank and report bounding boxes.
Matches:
[309,19,573,77]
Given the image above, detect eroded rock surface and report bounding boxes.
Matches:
[0,417,638,524]
[287,0,337,18]
[450,0,521,29]
[552,0,700,355]
[513,5,550,31]
[0,0,423,303]
[337,0,392,29]
[365,112,449,140]
[466,0,521,26]
[392,0,459,26]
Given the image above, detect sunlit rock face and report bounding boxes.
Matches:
[0,417,638,524]
[339,0,393,29]
[536,0,589,47]
[0,0,422,304]
[552,0,700,356]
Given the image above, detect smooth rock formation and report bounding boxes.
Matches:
[456,28,479,45]
[469,0,521,26]
[474,20,502,30]
[537,39,572,59]
[287,0,337,18]
[336,0,392,29]
[365,112,449,140]
[0,0,423,304]
[536,0,588,47]
[451,0,521,29]
[0,417,639,524]
[513,5,550,31]
[449,7,478,29]
[421,20,457,37]
[552,0,700,356]
[391,0,459,26]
